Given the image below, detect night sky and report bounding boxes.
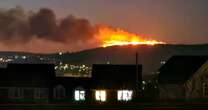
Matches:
[0,0,207,53]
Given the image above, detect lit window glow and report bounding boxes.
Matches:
[74,90,85,101]
[95,90,106,102]
[117,90,133,101]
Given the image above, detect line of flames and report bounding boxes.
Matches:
[97,26,166,47]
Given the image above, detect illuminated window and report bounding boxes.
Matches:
[117,90,133,101]
[74,90,85,101]
[95,90,106,102]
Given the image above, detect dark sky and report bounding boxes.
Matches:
[0,0,207,52]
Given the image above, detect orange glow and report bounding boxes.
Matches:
[97,26,166,47]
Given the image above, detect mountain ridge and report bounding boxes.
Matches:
[1,44,208,75]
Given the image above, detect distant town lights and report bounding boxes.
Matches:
[14,55,19,59]
[22,56,27,59]
[160,60,166,65]
[107,61,110,64]
[59,52,63,55]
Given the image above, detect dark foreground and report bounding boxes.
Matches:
[1,103,208,110]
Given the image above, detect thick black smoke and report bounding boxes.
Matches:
[29,8,59,41]
[0,7,96,44]
[0,6,30,43]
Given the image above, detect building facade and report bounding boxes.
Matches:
[0,64,55,103]
[158,56,208,101]
[91,64,142,102]
[0,64,142,104]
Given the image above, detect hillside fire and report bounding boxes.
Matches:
[98,26,166,47]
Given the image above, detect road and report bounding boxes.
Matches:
[0,103,208,110]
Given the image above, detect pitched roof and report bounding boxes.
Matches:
[0,63,55,87]
[158,56,208,84]
[54,77,92,89]
[91,64,142,89]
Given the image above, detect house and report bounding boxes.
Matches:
[52,77,91,103]
[91,64,142,102]
[0,63,142,104]
[51,64,142,103]
[158,56,208,100]
[0,64,55,103]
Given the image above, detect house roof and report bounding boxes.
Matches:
[54,77,92,89]
[91,64,142,89]
[158,56,208,84]
[0,63,55,87]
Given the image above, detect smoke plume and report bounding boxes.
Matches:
[0,7,97,52]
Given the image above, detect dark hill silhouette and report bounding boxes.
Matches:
[1,44,208,76]
[58,44,208,75]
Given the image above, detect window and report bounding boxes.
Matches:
[53,85,65,100]
[34,88,47,99]
[203,83,208,97]
[95,90,106,102]
[8,88,23,99]
[117,90,133,101]
[0,88,8,97]
[74,90,85,101]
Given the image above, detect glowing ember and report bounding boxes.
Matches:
[97,26,166,47]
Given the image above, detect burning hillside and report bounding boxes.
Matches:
[97,26,165,47]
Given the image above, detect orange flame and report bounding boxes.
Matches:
[97,26,165,47]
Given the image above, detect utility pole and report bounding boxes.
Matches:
[136,52,142,97]
[136,52,139,91]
